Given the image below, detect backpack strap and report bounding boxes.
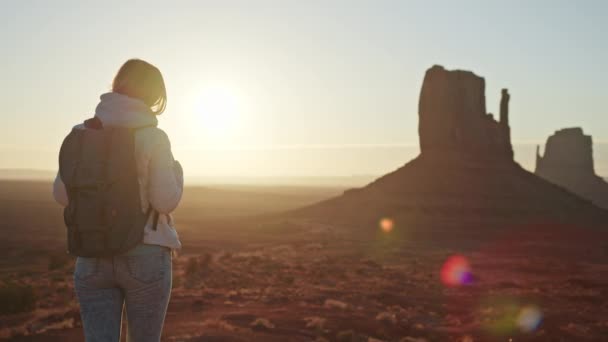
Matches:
[152,211,159,231]
[131,123,158,131]
[145,205,160,231]
[134,122,160,231]
[84,117,157,131]
[84,117,103,130]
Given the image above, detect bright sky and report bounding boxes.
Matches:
[1,0,607,181]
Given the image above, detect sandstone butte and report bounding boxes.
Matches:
[291,65,608,228]
[536,127,608,209]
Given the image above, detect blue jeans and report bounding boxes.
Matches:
[74,245,172,342]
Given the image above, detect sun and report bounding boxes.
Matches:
[194,86,242,140]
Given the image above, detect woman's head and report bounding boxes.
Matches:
[112,59,167,115]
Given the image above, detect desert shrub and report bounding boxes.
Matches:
[250,317,275,331]
[185,253,212,278]
[201,319,237,332]
[323,299,348,310]
[200,253,212,268]
[219,251,232,260]
[172,271,183,288]
[185,257,199,277]
[225,289,240,300]
[48,253,70,271]
[50,274,64,283]
[376,311,397,324]
[183,254,214,289]
[336,330,356,342]
[304,316,326,332]
[400,337,429,342]
[0,282,37,315]
[184,253,212,279]
[280,274,295,285]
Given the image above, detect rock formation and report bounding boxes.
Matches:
[418,65,512,160]
[291,66,608,228]
[536,128,608,209]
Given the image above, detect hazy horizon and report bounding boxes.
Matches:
[4,141,608,186]
[2,1,607,181]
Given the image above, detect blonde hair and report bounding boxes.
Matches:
[112,59,167,115]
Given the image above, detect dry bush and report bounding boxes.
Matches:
[185,253,212,275]
[0,282,37,315]
[172,271,183,288]
[375,311,397,325]
[200,253,212,268]
[48,253,71,271]
[304,316,327,332]
[201,319,237,332]
[279,273,295,285]
[324,299,348,310]
[400,337,428,342]
[313,338,330,342]
[183,253,212,288]
[185,257,199,277]
[225,290,240,300]
[50,273,64,283]
[336,330,356,342]
[250,317,275,331]
[367,338,385,342]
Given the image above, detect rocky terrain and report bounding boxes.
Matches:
[1,201,607,341]
[1,66,607,341]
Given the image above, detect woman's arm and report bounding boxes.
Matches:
[148,130,184,214]
[53,172,69,207]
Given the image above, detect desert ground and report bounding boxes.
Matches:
[1,180,607,341]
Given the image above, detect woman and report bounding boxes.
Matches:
[53,59,183,342]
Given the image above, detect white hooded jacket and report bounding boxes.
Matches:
[53,92,183,250]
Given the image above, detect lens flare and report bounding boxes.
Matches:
[379,218,394,233]
[440,255,472,286]
[480,297,543,336]
[517,306,542,333]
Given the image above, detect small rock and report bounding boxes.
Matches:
[324,299,348,310]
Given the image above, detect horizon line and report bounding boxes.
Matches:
[5,140,608,152]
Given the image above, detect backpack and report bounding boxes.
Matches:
[59,117,159,257]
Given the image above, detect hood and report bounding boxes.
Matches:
[94,92,158,128]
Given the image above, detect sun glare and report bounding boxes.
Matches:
[193,86,242,141]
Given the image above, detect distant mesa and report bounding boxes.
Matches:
[536,128,608,209]
[290,65,608,227]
